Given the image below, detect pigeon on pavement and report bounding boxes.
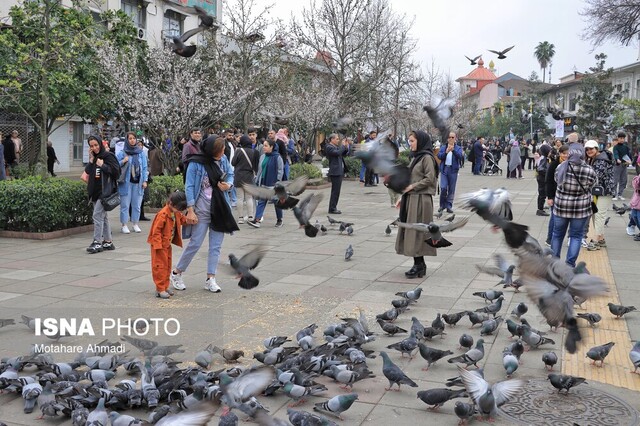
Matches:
[418,343,453,370]
[313,393,358,420]
[345,244,354,261]
[548,373,587,394]
[380,351,418,391]
[542,352,558,371]
[630,341,640,374]
[395,287,422,302]
[577,312,602,327]
[448,339,485,368]
[586,342,615,367]
[417,388,467,410]
[608,303,637,318]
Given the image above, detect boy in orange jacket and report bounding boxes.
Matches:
[147,191,187,298]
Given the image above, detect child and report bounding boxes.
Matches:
[147,191,188,298]
[630,175,640,241]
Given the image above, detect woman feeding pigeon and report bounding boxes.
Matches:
[395,130,439,278]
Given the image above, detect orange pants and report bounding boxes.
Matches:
[151,247,172,292]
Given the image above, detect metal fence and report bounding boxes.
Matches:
[0,111,39,166]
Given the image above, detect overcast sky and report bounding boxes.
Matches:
[253,0,639,84]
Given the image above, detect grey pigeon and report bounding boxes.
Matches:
[480,316,503,336]
[219,366,275,411]
[284,382,327,406]
[630,341,640,374]
[313,393,358,420]
[542,351,558,371]
[608,303,636,318]
[417,388,467,410]
[505,319,520,338]
[376,308,399,322]
[391,298,411,309]
[263,336,291,350]
[454,401,477,425]
[21,382,42,414]
[504,340,525,361]
[476,254,516,287]
[459,187,514,222]
[443,311,467,327]
[458,365,525,421]
[0,318,15,327]
[488,45,515,59]
[345,244,354,261]
[288,408,338,426]
[459,333,473,350]
[228,245,266,289]
[395,287,422,302]
[502,352,519,377]
[212,346,244,363]
[586,341,615,367]
[109,412,144,426]
[423,326,446,340]
[411,316,426,340]
[468,311,491,328]
[472,290,504,303]
[385,224,391,236]
[446,368,484,388]
[511,302,528,318]
[397,216,469,248]
[243,176,308,208]
[423,97,456,143]
[432,313,445,331]
[386,334,419,358]
[418,343,453,370]
[86,397,108,426]
[346,225,354,236]
[194,344,215,368]
[475,295,504,317]
[329,365,359,390]
[380,351,418,390]
[448,339,485,368]
[377,319,407,336]
[293,193,325,237]
[519,326,555,349]
[218,411,239,426]
[577,312,602,327]
[548,373,587,394]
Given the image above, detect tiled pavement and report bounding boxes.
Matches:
[1,164,639,425]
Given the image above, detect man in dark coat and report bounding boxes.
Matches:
[326,133,349,214]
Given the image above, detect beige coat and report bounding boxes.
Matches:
[395,154,438,257]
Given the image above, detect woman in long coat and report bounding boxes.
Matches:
[396,130,438,279]
[508,140,522,179]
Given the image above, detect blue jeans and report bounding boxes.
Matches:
[551,215,589,267]
[255,199,283,221]
[472,160,482,175]
[119,185,143,224]
[631,209,640,232]
[546,205,555,243]
[359,164,366,181]
[439,167,458,210]
[176,213,225,275]
[229,187,237,205]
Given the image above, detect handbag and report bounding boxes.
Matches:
[591,184,604,196]
[569,163,597,214]
[100,173,120,211]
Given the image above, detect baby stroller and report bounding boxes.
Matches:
[482,151,503,176]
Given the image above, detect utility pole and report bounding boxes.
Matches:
[529,98,534,140]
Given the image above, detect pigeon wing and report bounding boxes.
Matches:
[155,402,217,425]
[283,176,309,196]
[238,246,266,270]
[501,45,515,54]
[179,26,206,43]
[438,216,470,232]
[523,278,573,326]
[396,222,432,233]
[475,265,505,278]
[488,49,500,55]
[491,378,525,407]
[242,183,276,200]
[458,366,489,403]
[300,193,324,222]
[226,366,275,402]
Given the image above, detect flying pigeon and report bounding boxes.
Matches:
[293,193,324,237]
[397,216,469,248]
[243,176,309,210]
[228,245,266,289]
[465,54,482,65]
[458,365,524,421]
[423,97,456,143]
[488,45,514,59]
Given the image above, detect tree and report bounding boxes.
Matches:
[534,41,555,83]
[0,0,137,173]
[576,53,619,139]
[580,0,640,46]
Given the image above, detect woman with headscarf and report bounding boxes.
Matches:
[584,139,615,247]
[551,143,597,267]
[396,130,439,278]
[248,139,285,228]
[84,135,120,254]
[116,132,148,234]
[232,135,259,224]
[170,136,238,293]
[508,140,522,179]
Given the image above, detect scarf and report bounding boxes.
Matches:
[123,143,142,182]
[555,143,585,186]
[188,136,239,234]
[87,137,120,201]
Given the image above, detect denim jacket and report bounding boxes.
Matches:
[185,156,234,208]
[116,150,148,196]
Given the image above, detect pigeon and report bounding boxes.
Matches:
[432,313,445,331]
[467,311,491,328]
[577,312,602,327]
[109,412,144,426]
[417,388,467,410]
[313,393,358,420]
[504,340,525,361]
[418,343,453,370]
[459,333,473,350]
[475,296,504,317]
[586,341,615,367]
[411,316,426,340]
[320,224,327,234]
[488,45,514,59]
[391,298,411,309]
[502,351,519,377]
[542,352,558,371]
[327,215,339,225]
[263,336,291,350]
[346,225,354,236]
[329,365,359,390]
[423,97,456,143]
[228,245,266,289]
[458,365,524,421]
[397,216,469,248]
[423,326,446,340]
[548,373,587,394]
[395,287,422,302]
[284,382,328,406]
[193,5,217,28]
[21,382,42,414]
[218,411,239,426]
[377,319,407,336]
[0,318,15,327]
[213,346,244,363]
[385,224,392,236]
[171,28,205,57]
[454,401,477,425]
[386,334,419,358]
[480,316,503,336]
[459,187,513,222]
[339,221,355,234]
[448,339,484,368]
[293,193,324,237]
[511,302,528,318]
[332,115,355,133]
[194,344,215,368]
[345,244,354,261]
[476,254,516,288]
[472,290,504,303]
[243,176,309,210]
[379,351,418,391]
[376,308,399,322]
[519,326,555,349]
[219,366,276,412]
[86,397,108,426]
[505,319,520,338]
[608,303,637,318]
[464,54,482,65]
[443,311,467,327]
[629,341,640,374]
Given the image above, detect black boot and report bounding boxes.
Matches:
[405,264,426,279]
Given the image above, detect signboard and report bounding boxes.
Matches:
[555,120,564,138]
[165,0,217,15]
[563,116,576,133]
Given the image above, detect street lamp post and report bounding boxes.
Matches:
[529,98,534,140]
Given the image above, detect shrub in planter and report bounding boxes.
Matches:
[148,175,185,208]
[398,150,411,167]
[343,156,362,178]
[0,176,93,232]
[289,162,322,180]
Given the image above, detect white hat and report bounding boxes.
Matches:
[584,140,599,149]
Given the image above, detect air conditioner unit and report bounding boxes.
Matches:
[137,27,147,41]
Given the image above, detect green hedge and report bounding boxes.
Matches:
[321,157,362,178]
[0,177,93,232]
[148,175,185,208]
[289,163,322,180]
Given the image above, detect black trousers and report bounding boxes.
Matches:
[329,175,342,211]
[537,177,546,210]
[364,167,375,185]
[47,159,55,176]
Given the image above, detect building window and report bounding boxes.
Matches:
[624,82,631,97]
[121,0,146,28]
[163,10,184,39]
[568,93,577,111]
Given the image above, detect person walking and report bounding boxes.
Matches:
[326,133,349,214]
[551,143,597,267]
[508,140,522,179]
[0,132,5,181]
[472,137,485,175]
[170,136,238,293]
[116,132,148,234]
[535,144,551,216]
[612,131,631,200]
[396,130,438,279]
[232,135,260,224]
[248,139,284,228]
[83,136,120,254]
[46,140,60,177]
[2,132,16,178]
[584,139,615,247]
[437,131,464,213]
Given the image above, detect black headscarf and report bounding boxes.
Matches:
[409,130,438,177]
[187,136,239,234]
[86,136,120,201]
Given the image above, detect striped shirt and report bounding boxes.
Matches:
[554,163,597,219]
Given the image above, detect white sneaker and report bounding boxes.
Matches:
[612,196,619,201]
[627,226,636,236]
[121,225,130,234]
[581,238,589,248]
[619,196,626,200]
[132,224,141,233]
[238,217,244,224]
[171,272,186,290]
[204,277,221,293]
